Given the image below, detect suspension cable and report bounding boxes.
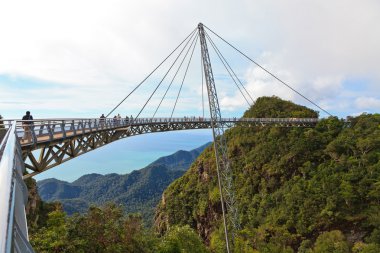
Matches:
[204,25,332,116]
[205,31,255,104]
[205,32,251,107]
[152,33,198,118]
[135,31,198,119]
[106,28,197,117]
[170,34,199,119]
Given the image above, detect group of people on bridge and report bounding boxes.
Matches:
[99,114,208,125]
[99,113,133,126]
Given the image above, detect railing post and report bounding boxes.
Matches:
[61,121,66,139]
[38,122,44,135]
[31,125,37,145]
[51,122,56,135]
[72,120,77,135]
[47,121,53,141]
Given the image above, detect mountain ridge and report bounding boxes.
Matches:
[37,142,211,225]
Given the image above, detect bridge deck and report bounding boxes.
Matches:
[1,117,318,178]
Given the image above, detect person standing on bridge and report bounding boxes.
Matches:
[22,111,33,142]
[117,114,121,125]
[99,114,105,128]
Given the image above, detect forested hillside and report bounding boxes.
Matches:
[37,143,210,225]
[155,96,380,252]
[27,151,210,252]
[28,201,209,252]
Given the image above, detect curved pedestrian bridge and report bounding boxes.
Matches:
[1,117,318,178]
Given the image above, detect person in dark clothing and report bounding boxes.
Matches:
[99,114,106,127]
[22,111,33,142]
[22,111,33,122]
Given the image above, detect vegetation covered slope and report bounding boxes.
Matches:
[155,96,380,252]
[25,178,62,235]
[37,143,210,225]
[27,146,211,253]
[29,203,209,253]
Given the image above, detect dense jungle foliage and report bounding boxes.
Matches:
[155,96,380,252]
[29,202,208,253]
[27,179,207,253]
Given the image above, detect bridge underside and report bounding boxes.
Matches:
[22,121,214,178]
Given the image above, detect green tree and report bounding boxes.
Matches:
[158,225,209,253]
[30,203,159,253]
[312,230,349,253]
[67,203,157,252]
[30,210,69,253]
[352,242,380,253]
[209,226,227,253]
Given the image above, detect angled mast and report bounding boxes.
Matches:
[198,23,240,252]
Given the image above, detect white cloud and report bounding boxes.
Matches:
[355,97,380,110]
[0,0,379,118]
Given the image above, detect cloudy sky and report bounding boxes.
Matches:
[1,0,379,119]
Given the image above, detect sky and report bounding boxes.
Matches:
[1,0,379,180]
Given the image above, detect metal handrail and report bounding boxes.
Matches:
[1,117,320,135]
[1,117,320,126]
[0,121,34,253]
[0,122,16,252]
[2,118,320,144]
[3,117,319,149]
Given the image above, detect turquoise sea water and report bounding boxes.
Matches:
[34,129,213,182]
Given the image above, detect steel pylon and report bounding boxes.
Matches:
[198,23,240,253]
